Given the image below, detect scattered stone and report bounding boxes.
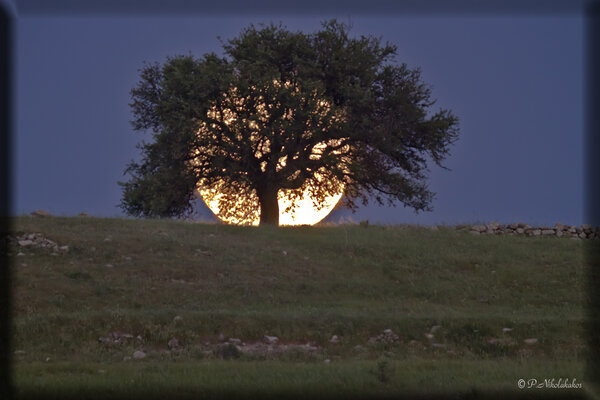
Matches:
[430,343,446,348]
[173,315,183,323]
[424,333,434,340]
[104,264,113,268]
[17,252,25,256]
[31,209,51,217]
[430,325,442,333]
[523,338,538,345]
[282,250,287,256]
[133,350,146,359]
[123,356,131,361]
[59,245,69,252]
[329,335,340,343]
[14,350,26,355]
[168,338,179,349]
[488,338,516,346]
[18,240,33,246]
[324,359,331,363]
[502,328,513,333]
[45,357,51,362]
[104,236,112,242]
[228,338,242,345]
[97,369,105,374]
[263,335,279,344]
[368,329,399,344]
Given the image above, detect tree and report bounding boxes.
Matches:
[120,20,459,226]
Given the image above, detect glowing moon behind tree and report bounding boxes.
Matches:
[192,80,347,226]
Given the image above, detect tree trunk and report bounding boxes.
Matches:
[258,187,279,226]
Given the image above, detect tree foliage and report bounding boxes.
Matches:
[120,20,459,225]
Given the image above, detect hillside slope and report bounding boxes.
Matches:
[8,216,589,398]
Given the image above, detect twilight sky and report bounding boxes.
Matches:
[7,1,586,226]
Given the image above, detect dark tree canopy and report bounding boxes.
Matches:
[120,20,459,226]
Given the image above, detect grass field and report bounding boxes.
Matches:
[5,216,593,399]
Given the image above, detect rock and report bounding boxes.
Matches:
[532,229,541,236]
[430,225,439,231]
[487,221,500,230]
[133,350,146,359]
[104,264,113,268]
[104,236,112,242]
[228,338,242,344]
[502,328,513,333]
[431,343,446,348]
[579,232,587,239]
[282,250,287,256]
[324,359,331,363]
[31,209,50,217]
[123,356,132,361]
[541,229,555,235]
[263,335,279,344]
[217,333,225,341]
[517,222,526,228]
[14,350,26,355]
[556,231,563,238]
[59,245,69,252]
[582,224,592,231]
[554,222,564,230]
[18,240,33,246]
[469,230,480,235]
[430,325,442,333]
[508,223,518,229]
[45,357,51,362]
[173,315,183,323]
[523,338,538,345]
[168,338,179,349]
[472,225,486,232]
[424,333,434,340]
[17,252,25,256]
[329,335,340,343]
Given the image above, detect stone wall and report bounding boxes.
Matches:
[462,222,599,240]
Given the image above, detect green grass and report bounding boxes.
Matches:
[6,216,592,398]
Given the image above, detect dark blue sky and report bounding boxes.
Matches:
[8,2,585,226]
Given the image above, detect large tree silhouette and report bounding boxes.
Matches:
[120,21,459,226]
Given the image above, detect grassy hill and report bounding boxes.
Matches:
[7,216,591,399]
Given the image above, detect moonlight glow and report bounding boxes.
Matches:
[193,79,347,225]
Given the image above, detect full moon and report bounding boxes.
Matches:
[198,181,343,226]
[193,80,346,226]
